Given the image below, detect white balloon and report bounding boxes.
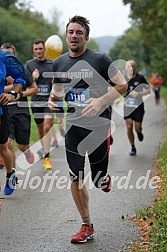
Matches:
[45,35,63,59]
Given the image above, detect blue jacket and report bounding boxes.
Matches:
[0,49,26,116]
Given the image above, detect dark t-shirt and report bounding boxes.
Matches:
[124,73,150,116]
[52,48,118,128]
[7,69,34,115]
[25,58,53,104]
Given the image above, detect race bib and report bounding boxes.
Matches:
[124,98,139,108]
[66,88,90,107]
[38,84,51,96]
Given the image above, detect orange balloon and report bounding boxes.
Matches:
[45,35,63,60]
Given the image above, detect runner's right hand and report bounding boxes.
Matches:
[32,68,39,80]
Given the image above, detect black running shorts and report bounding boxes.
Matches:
[0,107,11,144]
[65,125,111,188]
[9,113,31,145]
[124,103,145,122]
[31,106,54,125]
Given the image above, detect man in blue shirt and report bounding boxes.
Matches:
[0,49,26,195]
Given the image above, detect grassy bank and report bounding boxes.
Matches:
[130,87,167,251]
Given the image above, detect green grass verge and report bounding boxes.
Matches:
[132,87,167,251]
[29,107,39,143]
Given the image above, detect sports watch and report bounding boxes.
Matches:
[19,92,24,98]
[8,90,18,99]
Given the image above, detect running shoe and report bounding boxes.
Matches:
[43,157,52,172]
[129,146,137,156]
[101,174,112,193]
[71,224,94,243]
[37,148,45,158]
[25,150,35,164]
[137,132,144,142]
[110,135,113,145]
[0,155,4,169]
[51,139,58,147]
[4,168,17,195]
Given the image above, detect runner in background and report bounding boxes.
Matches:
[124,60,151,156]
[1,43,38,167]
[0,48,26,195]
[25,39,54,173]
[150,72,164,105]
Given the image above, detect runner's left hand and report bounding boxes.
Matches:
[81,97,102,117]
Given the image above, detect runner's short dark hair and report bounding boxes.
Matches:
[33,39,45,47]
[66,15,90,36]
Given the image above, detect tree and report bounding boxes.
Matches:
[123,0,167,81]
[108,25,151,72]
[87,38,99,51]
[0,0,17,9]
[0,2,61,62]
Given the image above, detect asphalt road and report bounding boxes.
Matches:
[0,92,166,252]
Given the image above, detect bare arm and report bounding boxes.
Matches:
[81,71,127,117]
[130,86,151,98]
[17,82,38,98]
[4,76,14,92]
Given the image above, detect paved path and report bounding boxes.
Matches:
[0,92,166,252]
